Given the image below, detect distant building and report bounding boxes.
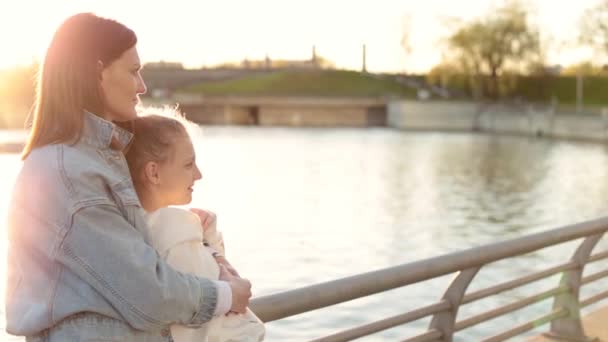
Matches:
[144,61,185,70]
[213,46,335,70]
[240,57,323,70]
[236,47,334,70]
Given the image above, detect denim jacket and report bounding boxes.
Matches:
[6,112,218,339]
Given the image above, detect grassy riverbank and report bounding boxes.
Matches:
[182,70,417,98]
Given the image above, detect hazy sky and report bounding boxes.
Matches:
[0,0,602,72]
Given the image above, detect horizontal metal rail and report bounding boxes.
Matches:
[248,217,608,341]
[308,301,451,342]
[587,250,608,263]
[581,289,608,307]
[402,329,442,342]
[581,269,608,285]
[250,217,608,322]
[455,285,568,331]
[482,308,569,342]
[461,261,576,305]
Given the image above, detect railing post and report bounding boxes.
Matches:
[428,267,480,342]
[545,233,604,341]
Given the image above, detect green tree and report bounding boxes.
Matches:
[446,1,539,99]
[427,61,470,96]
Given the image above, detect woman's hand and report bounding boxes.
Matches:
[219,265,251,314]
[189,208,216,233]
[215,255,241,277]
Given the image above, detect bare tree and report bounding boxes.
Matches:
[401,14,413,73]
[580,0,608,60]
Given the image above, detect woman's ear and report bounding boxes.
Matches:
[143,161,161,185]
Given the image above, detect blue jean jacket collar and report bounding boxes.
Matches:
[81,111,133,151]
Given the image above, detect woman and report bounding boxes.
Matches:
[6,12,251,341]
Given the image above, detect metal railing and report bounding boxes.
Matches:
[249,217,608,341]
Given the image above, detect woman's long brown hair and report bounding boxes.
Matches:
[22,13,137,159]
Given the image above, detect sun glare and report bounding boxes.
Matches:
[0,0,602,73]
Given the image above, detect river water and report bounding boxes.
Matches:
[2,127,608,341]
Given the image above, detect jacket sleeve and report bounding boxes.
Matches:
[57,203,218,331]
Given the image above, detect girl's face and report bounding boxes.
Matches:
[155,134,202,207]
[99,46,147,122]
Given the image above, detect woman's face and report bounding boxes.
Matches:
[156,134,203,207]
[99,46,147,122]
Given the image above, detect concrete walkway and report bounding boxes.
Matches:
[529,306,608,341]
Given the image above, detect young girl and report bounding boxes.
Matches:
[125,109,265,342]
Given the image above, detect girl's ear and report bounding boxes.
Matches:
[143,161,161,185]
